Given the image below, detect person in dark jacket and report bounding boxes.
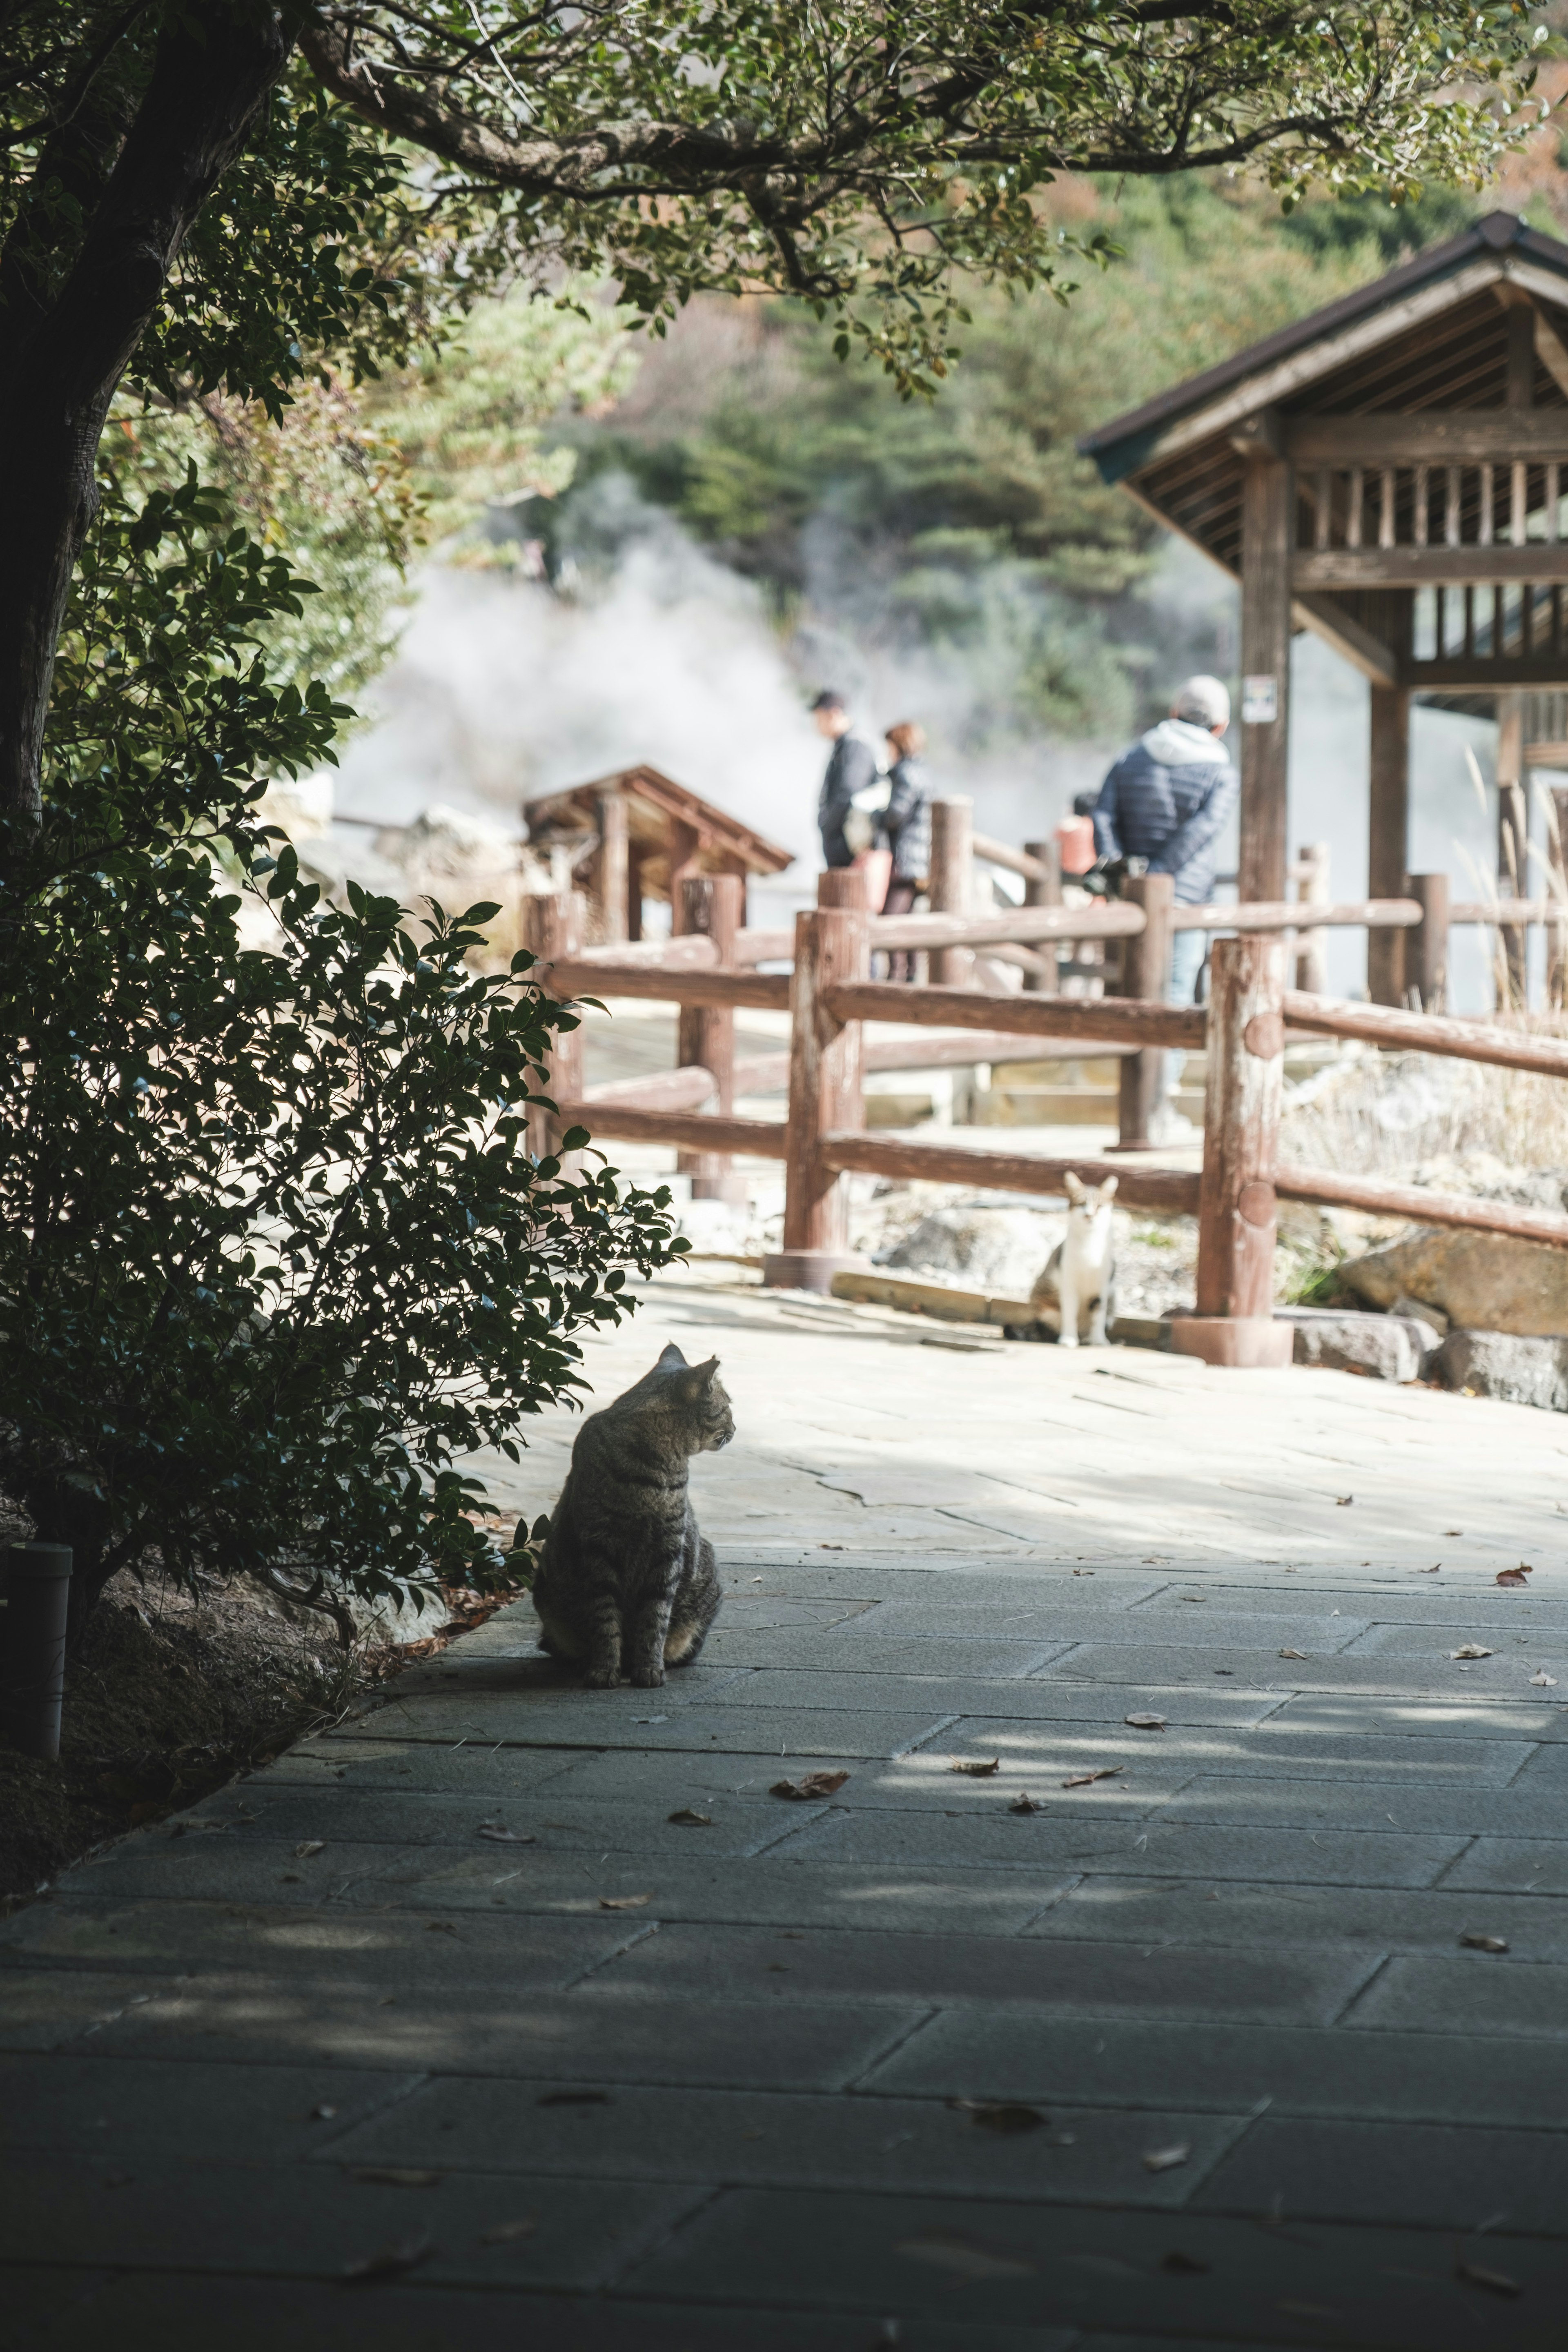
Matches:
[881,720,930,980]
[811,689,880,869]
[1092,673,1237,1007]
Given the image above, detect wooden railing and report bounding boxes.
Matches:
[523,867,1568,1370]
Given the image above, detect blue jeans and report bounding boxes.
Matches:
[1161,925,1207,1109]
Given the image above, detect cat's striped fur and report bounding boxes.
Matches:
[530,1343,731,1688]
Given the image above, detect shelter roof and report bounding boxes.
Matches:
[522,764,794,884]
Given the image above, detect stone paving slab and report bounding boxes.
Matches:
[867,2010,1568,2125]
[583,1919,1378,2027]
[618,2185,1567,2348]
[79,1980,928,2085]
[324,2075,1247,2204]
[14,1281,1568,2340]
[778,1808,1468,1886]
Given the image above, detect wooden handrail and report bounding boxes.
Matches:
[1171,897,1420,933]
[1276,1161,1568,1252]
[819,1132,1201,1216]
[823,980,1206,1050]
[584,1065,717,1111]
[1450,899,1568,925]
[1283,989,1568,1078]
[559,1102,787,1158]
[972,831,1054,884]
[870,903,1144,950]
[543,959,791,1012]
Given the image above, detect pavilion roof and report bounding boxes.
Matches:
[522,762,794,890]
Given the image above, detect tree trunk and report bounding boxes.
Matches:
[0,4,294,825]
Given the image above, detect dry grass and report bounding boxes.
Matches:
[1280,1041,1568,1200]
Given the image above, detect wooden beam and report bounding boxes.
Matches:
[1367,686,1410,1006]
[1281,987,1568,1077]
[594,789,628,945]
[1408,654,1568,689]
[1535,308,1568,403]
[1296,547,1568,591]
[1292,592,1399,687]
[1276,1160,1568,1251]
[817,1132,1200,1218]
[823,980,1205,1050]
[545,960,791,1011]
[1240,451,1293,903]
[1285,413,1568,464]
[675,873,746,1203]
[561,1103,787,1158]
[1192,934,1288,1326]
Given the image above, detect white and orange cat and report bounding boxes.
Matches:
[1030,1172,1118,1348]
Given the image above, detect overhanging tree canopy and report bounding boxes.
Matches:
[0,1,1552,822]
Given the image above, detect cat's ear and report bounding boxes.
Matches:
[697,1356,721,1387]
[1099,1175,1119,1203]
[1064,1171,1086,1203]
[657,1343,689,1370]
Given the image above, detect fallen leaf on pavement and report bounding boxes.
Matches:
[346,2167,443,2188]
[1460,1931,1509,1953]
[343,2232,433,2283]
[476,1826,535,1844]
[771,1771,850,1800]
[949,1758,1000,1777]
[1008,1793,1043,1814]
[1457,2260,1521,2298]
[1531,1670,1558,1686]
[1278,1648,1307,1660]
[1062,1768,1123,1789]
[1143,2142,1192,2173]
[598,1894,651,1910]
[537,2089,609,2106]
[1497,1566,1534,1586]
[633,1715,668,1725]
[1125,1713,1167,1731]
[292,1841,325,1859]
[895,2230,1035,2281]
[1452,1644,1493,1659]
[1335,1495,1353,1506]
[949,2100,1046,2134]
[667,1809,713,1826]
[478,2217,538,2245]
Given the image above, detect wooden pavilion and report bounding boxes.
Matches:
[521,763,794,944]
[1080,210,1568,1003]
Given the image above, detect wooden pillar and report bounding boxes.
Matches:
[595,789,628,945]
[763,885,869,1291]
[1238,446,1293,906]
[522,891,585,1162]
[1367,686,1410,1006]
[1022,837,1061,996]
[1292,841,1330,995]
[667,822,704,933]
[675,873,746,1205]
[1550,785,1568,1007]
[1406,873,1450,1013]
[1497,690,1528,1007]
[1170,933,1293,1369]
[1114,873,1174,1151]
[929,797,973,986]
[626,844,644,942]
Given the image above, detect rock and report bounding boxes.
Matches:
[1390,1291,1448,1342]
[1339,1227,1568,1340]
[881,1205,1066,1296]
[1435,1330,1568,1411]
[1274,1307,1429,1383]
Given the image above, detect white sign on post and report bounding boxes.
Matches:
[1241,674,1278,725]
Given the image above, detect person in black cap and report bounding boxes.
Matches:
[811,690,881,869]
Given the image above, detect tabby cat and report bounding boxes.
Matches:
[528,1343,731,1688]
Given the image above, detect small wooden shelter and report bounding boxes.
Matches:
[521,763,794,943]
[1081,211,1568,1002]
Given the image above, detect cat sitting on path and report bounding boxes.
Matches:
[1029,1172,1118,1349]
[529,1343,731,1688]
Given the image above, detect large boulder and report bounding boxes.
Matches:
[1339,1226,1568,1340]
[1436,1329,1568,1411]
[882,1204,1066,1295]
[1274,1307,1434,1383]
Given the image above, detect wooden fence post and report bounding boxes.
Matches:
[1114,873,1174,1151]
[1497,690,1528,1007]
[1170,933,1293,1368]
[1406,873,1450,1012]
[762,873,869,1290]
[1293,841,1330,995]
[1022,837,1061,994]
[675,872,746,1204]
[523,890,586,1161]
[929,798,973,987]
[596,788,628,945]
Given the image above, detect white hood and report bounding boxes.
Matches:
[1140,717,1226,768]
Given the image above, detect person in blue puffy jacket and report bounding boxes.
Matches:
[1092,673,1237,1008]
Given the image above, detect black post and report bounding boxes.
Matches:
[0,1544,72,1762]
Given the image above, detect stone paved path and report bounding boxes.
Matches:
[7,1271,1568,2350]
